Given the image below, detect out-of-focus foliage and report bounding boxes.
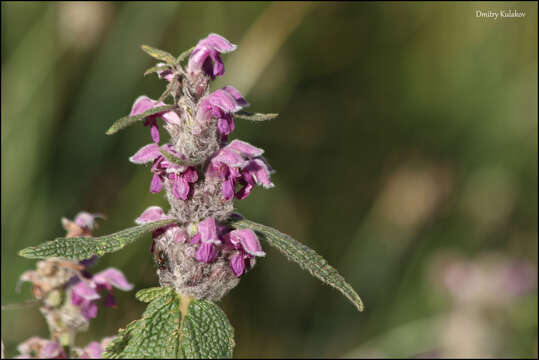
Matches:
[2,1,537,358]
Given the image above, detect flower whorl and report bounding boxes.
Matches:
[129,34,274,300]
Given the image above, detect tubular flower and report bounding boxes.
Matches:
[129,143,199,200]
[129,96,181,144]
[187,33,237,79]
[223,229,265,277]
[207,139,274,200]
[194,85,249,137]
[71,268,133,320]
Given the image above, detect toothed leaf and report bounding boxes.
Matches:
[18,220,176,260]
[231,219,364,312]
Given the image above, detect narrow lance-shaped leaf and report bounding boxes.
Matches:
[231,218,364,312]
[144,64,172,77]
[141,44,176,65]
[106,105,177,135]
[177,46,195,63]
[18,219,176,260]
[159,149,201,167]
[234,111,279,122]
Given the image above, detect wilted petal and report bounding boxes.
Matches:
[130,96,157,116]
[230,253,246,277]
[150,173,163,193]
[196,242,217,263]
[230,229,265,257]
[93,268,133,291]
[129,143,161,164]
[135,206,171,224]
[227,139,264,158]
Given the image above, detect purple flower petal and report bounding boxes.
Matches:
[188,34,236,78]
[230,229,265,257]
[135,206,171,224]
[213,147,248,167]
[162,110,181,126]
[246,158,274,188]
[129,143,161,164]
[82,341,103,359]
[130,96,157,116]
[221,178,235,201]
[104,292,116,308]
[190,233,201,244]
[175,230,188,243]
[150,173,163,193]
[93,268,133,291]
[198,217,221,244]
[230,253,246,277]
[74,212,102,230]
[196,242,217,263]
[81,301,98,320]
[201,33,237,53]
[227,139,264,158]
[72,281,100,302]
[40,341,65,359]
[172,176,190,200]
[150,124,160,144]
[223,85,249,107]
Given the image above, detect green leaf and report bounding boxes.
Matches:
[144,64,171,77]
[103,287,181,359]
[135,287,171,303]
[18,220,176,260]
[231,219,364,312]
[159,149,201,167]
[181,299,235,359]
[141,44,176,65]
[106,105,177,135]
[103,288,235,359]
[234,111,279,122]
[176,46,194,63]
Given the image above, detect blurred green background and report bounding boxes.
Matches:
[2,1,537,358]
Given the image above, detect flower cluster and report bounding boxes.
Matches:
[126,33,276,300]
[17,212,131,358]
[15,336,113,359]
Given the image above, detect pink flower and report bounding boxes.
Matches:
[188,33,237,79]
[195,86,248,138]
[70,268,132,320]
[208,140,274,200]
[223,229,265,277]
[195,217,222,263]
[130,96,180,143]
[16,337,66,359]
[129,144,199,200]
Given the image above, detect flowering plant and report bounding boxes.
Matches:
[18,33,363,358]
